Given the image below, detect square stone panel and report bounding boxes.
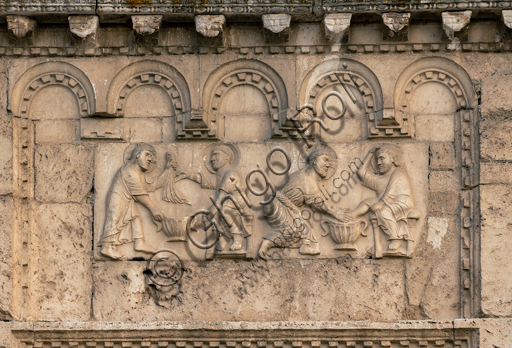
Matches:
[35,144,94,203]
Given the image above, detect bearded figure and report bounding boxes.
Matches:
[258,147,348,259]
[99,144,174,260]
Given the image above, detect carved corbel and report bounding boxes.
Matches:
[323,13,351,43]
[262,14,291,44]
[382,13,410,42]
[132,15,162,45]
[6,16,36,44]
[501,10,512,39]
[442,11,472,43]
[69,16,99,46]
[195,15,226,47]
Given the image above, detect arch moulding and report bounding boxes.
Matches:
[199,59,289,140]
[11,61,96,118]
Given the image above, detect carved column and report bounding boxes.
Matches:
[195,15,226,47]
[262,14,291,44]
[68,16,99,47]
[442,11,472,43]
[6,16,36,44]
[382,13,410,42]
[323,13,351,44]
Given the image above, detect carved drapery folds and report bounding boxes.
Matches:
[200,59,289,139]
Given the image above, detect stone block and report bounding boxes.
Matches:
[128,118,163,143]
[0,195,12,321]
[415,115,455,142]
[0,133,12,195]
[429,171,459,191]
[481,184,512,317]
[0,321,12,348]
[429,143,456,170]
[428,191,459,215]
[80,118,126,140]
[35,120,78,143]
[480,119,512,161]
[35,144,94,203]
[93,259,406,322]
[32,203,92,321]
[475,318,512,347]
[481,162,512,184]
[480,73,512,118]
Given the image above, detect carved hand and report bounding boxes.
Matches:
[152,208,164,222]
[175,171,189,182]
[369,200,385,213]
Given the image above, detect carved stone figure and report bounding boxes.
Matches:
[195,15,225,38]
[184,145,251,255]
[323,13,351,43]
[382,13,410,41]
[99,144,174,260]
[349,145,419,258]
[258,146,349,259]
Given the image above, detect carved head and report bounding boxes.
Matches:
[307,150,331,179]
[382,13,410,33]
[211,145,233,171]
[131,144,157,171]
[376,145,402,174]
[167,148,178,170]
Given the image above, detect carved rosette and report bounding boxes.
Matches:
[19,74,91,118]
[115,73,184,117]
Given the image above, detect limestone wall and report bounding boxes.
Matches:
[0,9,511,348]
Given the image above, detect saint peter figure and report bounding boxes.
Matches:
[99,144,174,260]
[349,145,415,256]
[258,149,348,259]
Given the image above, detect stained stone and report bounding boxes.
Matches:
[0,5,511,348]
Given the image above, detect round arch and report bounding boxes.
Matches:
[202,59,289,138]
[11,62,96,118]
[106,60,191,117]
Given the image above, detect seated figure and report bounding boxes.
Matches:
[349,145,417,257]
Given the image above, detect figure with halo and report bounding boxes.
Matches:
[181,144,250,254]
[99,144,188,260]
[348,145,418,257]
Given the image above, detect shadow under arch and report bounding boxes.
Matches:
[394,56,478,114]
[200,59,289,140]
[106,60,191,120]
[299,58,384,139]
[11,61,96,118]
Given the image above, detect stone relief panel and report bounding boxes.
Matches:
[94,141,428,261]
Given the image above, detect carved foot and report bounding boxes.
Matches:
[258,240,272,260]
[100,244,123,260]
[229,234,243,251]
[134,239,156,254]
[299,241,320,256]
[387,239,402,251]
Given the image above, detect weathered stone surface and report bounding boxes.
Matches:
[32,203,92,321]
[481,162,512,184]
[131,15,162,36]
[68,15,98,39]
[415,115,454,142]
[481,119,512,161]
[442,11,472,42]
[323,13,351,43]
[0,195,12,321]
[195,15,225,38]
[481,184,512,317]
[35,120,78,144]
[34,144,94,203]
[382,13,410,41]
[429,143,456,170]
[429,171,458,191]
[6,16,35,39]
[0,322,12,348]
[93,259,406,321]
